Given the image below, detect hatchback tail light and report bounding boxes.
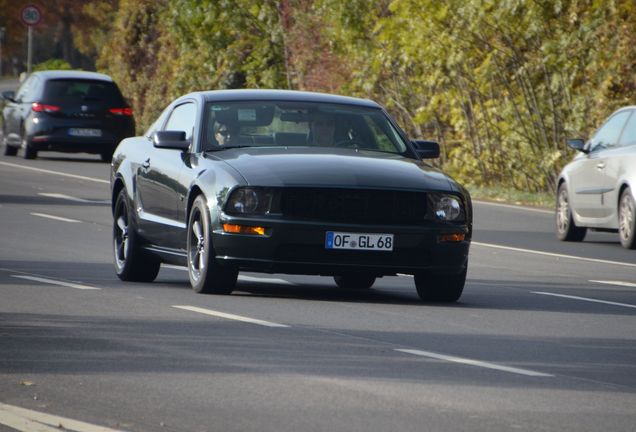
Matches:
[109,107,133,116]
[32,102,61,113]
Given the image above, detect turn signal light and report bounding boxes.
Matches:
[32,102,60,113]
[438,233,465,243]
[109,107,133,116]
[222,224,266,236]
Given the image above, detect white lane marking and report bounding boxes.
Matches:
[38,192,109,204]
[11,275,101,290]
[532,291,636,309]
[473,241,636,268]
[0,160,109,184]
[396,349,553,377]
[0,402,128,432]
[173,305,289,328]
[473,200,553,214]
[162,265,294,285]
[590,280,636,288]
[30,212,81,223]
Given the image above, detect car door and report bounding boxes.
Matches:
[568,110,630,222]
[136,101,196,248]
[601,109,636,226]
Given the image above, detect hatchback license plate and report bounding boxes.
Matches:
[325,232,393,251]
[69,128,102,137]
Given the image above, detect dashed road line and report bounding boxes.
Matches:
[473,241,636,268]
[590,280,636,288]
[0,160,109,184]
[395,348,553,377]
[473,200,552,214]
[38,192,109,204]
[172,305,289,328]
[532,291,636,309]
[11,275,101,290]
[30,212,81,223]
[0,402,128,432]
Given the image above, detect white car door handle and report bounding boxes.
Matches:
[596,162,605,169]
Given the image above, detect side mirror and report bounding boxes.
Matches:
[411,139,440,159]
[2,91,16,102]
[566,138,588,153]
[153,130,190,150]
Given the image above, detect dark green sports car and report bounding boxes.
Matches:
[110,90,472,301]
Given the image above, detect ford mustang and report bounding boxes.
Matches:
[110,90,472,301]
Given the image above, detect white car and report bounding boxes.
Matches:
[556,106,636,249]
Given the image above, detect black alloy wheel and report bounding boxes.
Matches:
[187,195,238,294]
[113,189,160,281]
[618,187,636,249]
[334,274,376,289]
[414,267,466,302]
[555,183,586,241]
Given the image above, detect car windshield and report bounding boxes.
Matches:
[43,79,126,105]
[203,101,408,154]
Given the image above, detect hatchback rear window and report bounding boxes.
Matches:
[43,79,126,105]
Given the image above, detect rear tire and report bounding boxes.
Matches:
[555,183,586,241]
[334,274,376,289]
[100,151,113,163]
[22,130,37,160]
[414,268,466,302]
[188,195,238,294]
[113,189,160,282]
[618,187,636,249]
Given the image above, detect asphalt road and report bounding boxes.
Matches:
[0,151,635,432]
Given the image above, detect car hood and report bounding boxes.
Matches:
[209,147,453,191]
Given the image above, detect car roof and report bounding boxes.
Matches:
[31,70,114,82]
[195,89,380,108]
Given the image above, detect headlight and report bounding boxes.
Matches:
[225,187,273,215]
[428,193,464,221]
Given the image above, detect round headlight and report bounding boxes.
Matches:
[434,195,463,221]
[229,188,259,214]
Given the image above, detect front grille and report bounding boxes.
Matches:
[279,188,427,225]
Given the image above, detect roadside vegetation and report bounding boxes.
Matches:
[1,0,635,197]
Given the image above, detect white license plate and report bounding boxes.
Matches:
[69,128,102,137]
[325,232,394,251]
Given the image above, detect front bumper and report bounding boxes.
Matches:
[211,216,470,276]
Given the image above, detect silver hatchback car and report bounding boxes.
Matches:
[556,106,636,249]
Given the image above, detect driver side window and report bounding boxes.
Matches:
[588,111,630,152]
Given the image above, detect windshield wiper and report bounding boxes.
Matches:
[205,145,254,152]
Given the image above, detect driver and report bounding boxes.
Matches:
[214,121,236,146]
[310,114,335,146]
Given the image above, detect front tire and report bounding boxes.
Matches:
[3,127,17,156]
[113,189,160,282]
[187,195,238,294]
[618,187,636,249]
[414,268,466,302]
[556,183,586,241]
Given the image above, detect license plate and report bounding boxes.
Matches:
[325,232,394,251]
[69,128,102,137]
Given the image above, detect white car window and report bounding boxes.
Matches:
[589,110,630,152]
[617,110,636,147]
